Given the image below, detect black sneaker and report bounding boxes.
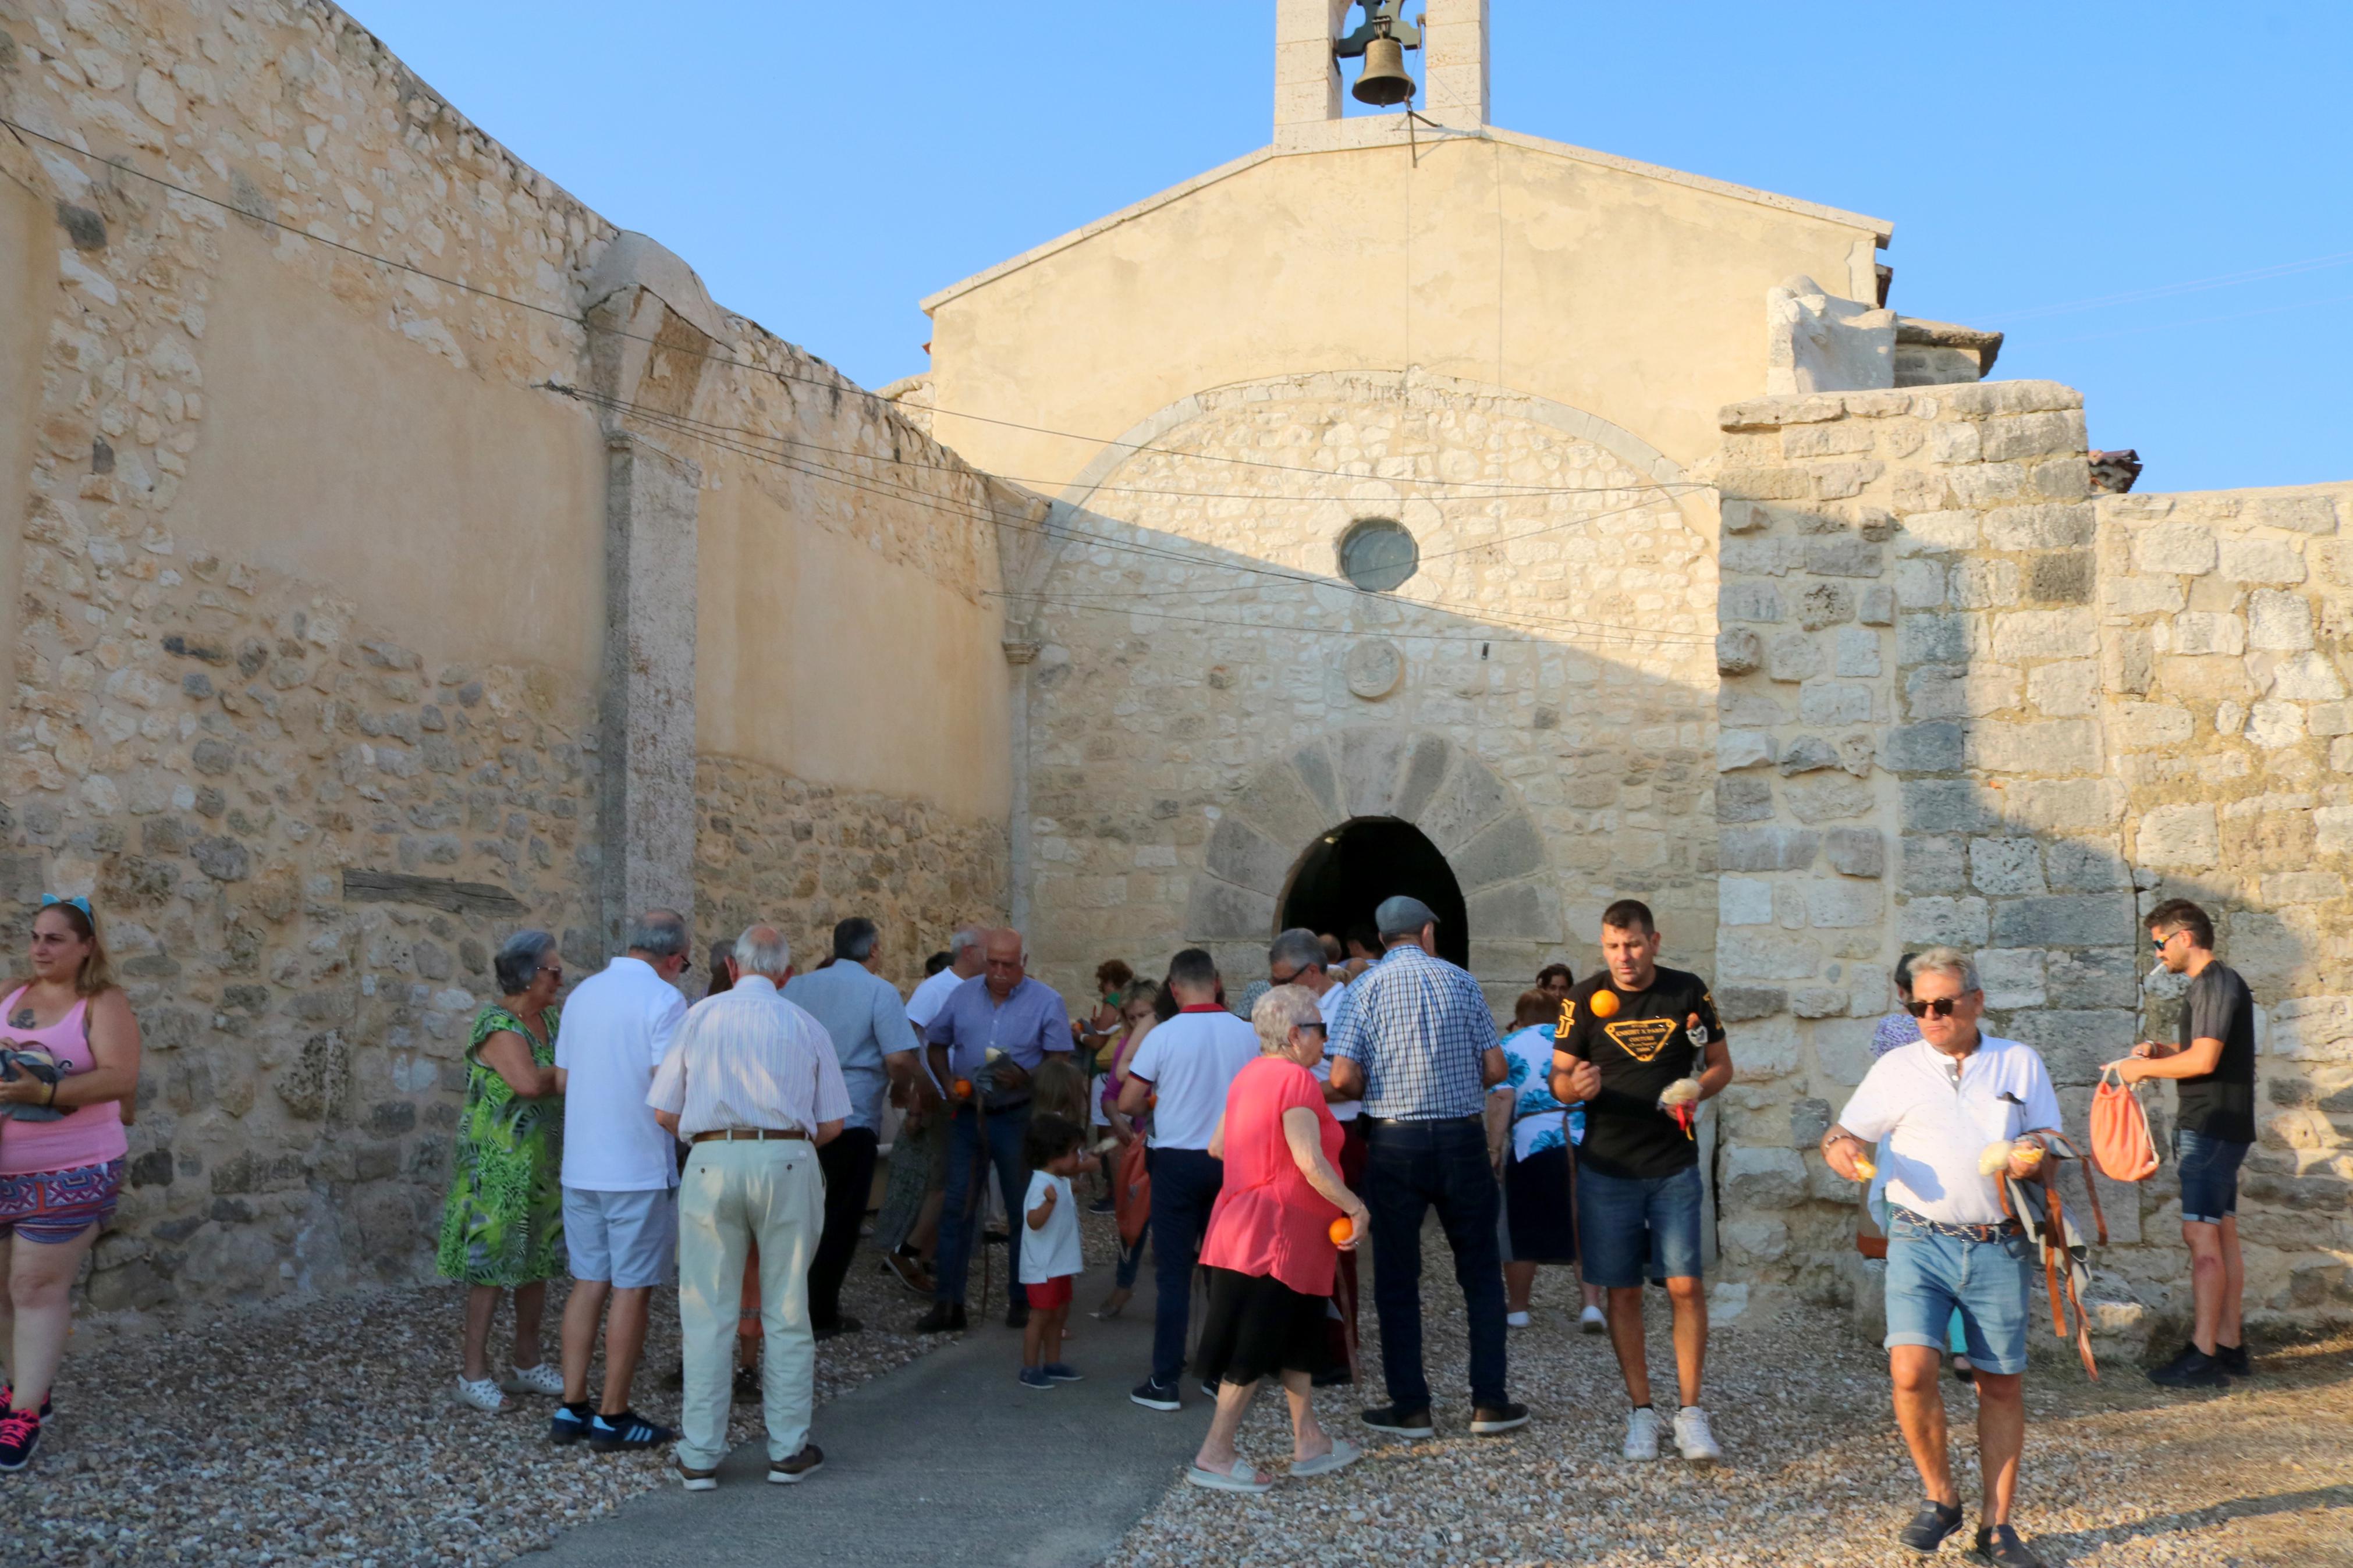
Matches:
[1130,1377,1181,1412]
[588,1409,675,1452]
[814,1314,863,1342]
[2214,1341,2251,1377]
[1470,1403,1529,1435]
[0,1409,41,1471]
[1087,1196,1117,1214]
[1360,1404,1435,1438]
[2148,1345,2228,1389]
[1201,1379,1219,1400]
[0,1385,51,1420]
[1899,1499,1964,1552]
[549,1401,594,1446]
[1968,1523,2045,1567]
[1005,1299,1031,1331]
[913,1302,968,1334]
[1311,1366,1354,1388]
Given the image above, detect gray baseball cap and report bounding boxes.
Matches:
[1374,895,1439,938]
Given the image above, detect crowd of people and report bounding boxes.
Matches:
[0,883,2267,1568]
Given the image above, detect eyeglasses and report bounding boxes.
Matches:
[2151,930,2183,950]
[1269,966,1301,985]
[1903,997,1962,1018]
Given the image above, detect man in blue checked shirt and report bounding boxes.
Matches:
[1328,896,1527,1439]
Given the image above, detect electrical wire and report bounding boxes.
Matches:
[1,114,1708,502]
[1988,249,2353,323]
[534,385,1713,644]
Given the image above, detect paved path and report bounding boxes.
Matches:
[528,1296,1206,1568]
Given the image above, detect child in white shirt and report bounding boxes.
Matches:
[1018,1114,1096,1388]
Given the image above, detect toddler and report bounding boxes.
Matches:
[1017,1114,1096,1389]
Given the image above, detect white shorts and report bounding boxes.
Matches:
[563,1186,677,1289]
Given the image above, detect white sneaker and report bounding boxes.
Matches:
[1621,1406,1661,1461]
[1673,1405,1722,1464]
[455,1374,505,1412]
[1580,1304,1606,1335]
[1506,1310,1531,1328]
[503,1362,565,1397]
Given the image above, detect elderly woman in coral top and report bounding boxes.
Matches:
[1184,985,1369,1494]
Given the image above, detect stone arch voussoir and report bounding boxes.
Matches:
[1183,727,1563,950]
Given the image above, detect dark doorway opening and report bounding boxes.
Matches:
[1279,817,1469,967]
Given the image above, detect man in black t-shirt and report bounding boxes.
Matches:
[1550,899,1731,1464]
[2123,898,2257,1389]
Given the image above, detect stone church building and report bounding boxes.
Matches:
[0,0,2345,1345]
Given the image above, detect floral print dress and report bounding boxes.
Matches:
[435,1004,563,1288]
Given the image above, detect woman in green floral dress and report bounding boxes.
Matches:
[438,929,566,1411]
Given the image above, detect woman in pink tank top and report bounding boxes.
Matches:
[0,897,143,1471]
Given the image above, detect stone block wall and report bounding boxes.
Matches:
[0,0,1013,1315]
[1710,383,2352,1335]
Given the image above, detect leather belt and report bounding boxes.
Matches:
[691,1127,807,1143]
[1890,1206,2020,1244]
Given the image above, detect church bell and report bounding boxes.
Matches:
[1351,28,1415,106]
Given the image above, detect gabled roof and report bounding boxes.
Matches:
[921,124,1896,314]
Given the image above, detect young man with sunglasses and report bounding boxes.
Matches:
[2118,898,2255,1388]
[1822,948,2059,1568]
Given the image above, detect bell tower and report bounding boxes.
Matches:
[1275,0,1488,143]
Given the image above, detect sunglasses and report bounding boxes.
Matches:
[1298,1021,1328,1034]
[1903,997,1963,1018]
[2150,930,2184,950]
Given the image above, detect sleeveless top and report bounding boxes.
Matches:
[0,986,127,1176]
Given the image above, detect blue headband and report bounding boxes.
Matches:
[40,894,91,917]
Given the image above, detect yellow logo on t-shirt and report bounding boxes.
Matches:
[1555,998,1575,1038]
[1603,1018,1678,1063]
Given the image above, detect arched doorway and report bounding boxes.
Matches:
[1279,817,1469,967]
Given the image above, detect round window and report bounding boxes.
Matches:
[1339,518,1418,592]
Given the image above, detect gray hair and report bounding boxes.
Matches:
[494,929,557,994]
[948,926,986,961]
[833,916,879,963]
[627,908,688,960]
[734,923,792,978]
[1908,945,1981,995]
[1268,927,1327,976]
[1251,983,1325,1057]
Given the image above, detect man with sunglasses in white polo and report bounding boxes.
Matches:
[1822,947,2060,1568]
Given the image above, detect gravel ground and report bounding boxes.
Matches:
[1101,1232,2353,1568]
[9,1231,952,1567]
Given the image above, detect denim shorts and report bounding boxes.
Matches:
[1575,1162,1703,1287]
[1883,1212,2032,1376]
[2174,1129,2251,1226]
[563,1185,677,1289]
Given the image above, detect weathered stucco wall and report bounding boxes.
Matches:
[1018,369,1718,1009]
[924,132,1887,492]
[1708,382,2352,1341]
[0,0,1010,1315]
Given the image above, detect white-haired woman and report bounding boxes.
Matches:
[1184,985,1368,1493]
[437,929,566,1411]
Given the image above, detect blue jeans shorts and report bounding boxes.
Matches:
[1883,1212,2032,1376]
[563,1186,678,1289]
[2173,1129,2250,1226]
[1575,1162,1703,1288]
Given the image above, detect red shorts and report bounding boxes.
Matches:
[1025,1275,1073,1310]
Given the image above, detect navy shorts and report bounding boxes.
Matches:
[1575,1162,1703,1287]
[2174,1129,2250,1226]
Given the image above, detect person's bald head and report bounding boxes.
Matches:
[984,927,1027,998]
[732,924,792,982]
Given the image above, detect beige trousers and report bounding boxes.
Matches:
[676,1139,823,1469]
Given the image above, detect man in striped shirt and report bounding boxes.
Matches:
[1328,896,1525,1439]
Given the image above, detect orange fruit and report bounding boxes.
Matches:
[952,1078,974,1099]
[1591,989,1620,1019]
[1328,1217,1354,1246]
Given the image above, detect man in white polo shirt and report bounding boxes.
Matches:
[1823,947,2059,1568]
[552,909,693,1453]
[1119,947,1258,1411]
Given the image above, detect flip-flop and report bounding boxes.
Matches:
[1186,1458,1275,1494]
[1290,1438,1361,1478]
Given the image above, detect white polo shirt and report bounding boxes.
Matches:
[1126,1006,1258,1151]
[1837,1033,2061,1226]
[556,955,688,1192]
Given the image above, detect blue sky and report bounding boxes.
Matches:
[357,2,2351,493]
